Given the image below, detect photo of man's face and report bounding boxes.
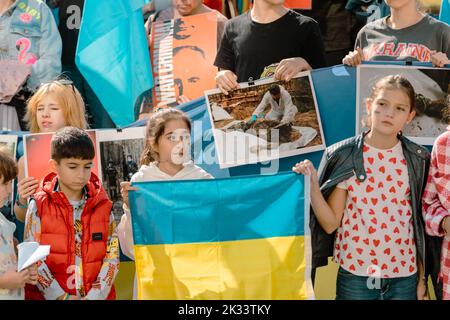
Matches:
[173,45,211,100]
[152,12,218,107]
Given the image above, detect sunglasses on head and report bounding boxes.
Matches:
[39,78,76,95]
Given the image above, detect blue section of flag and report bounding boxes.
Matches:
[76,0,153,127]
[440,0,450,25]
[130,172,307,245]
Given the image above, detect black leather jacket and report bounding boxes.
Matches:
[310,131,441,284]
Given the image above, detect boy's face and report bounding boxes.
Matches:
[0,177,12,206]
[51,158,94,193]
[173,0,203,16]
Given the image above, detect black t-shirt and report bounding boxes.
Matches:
[214,10,327,83]
[54,0,85,66]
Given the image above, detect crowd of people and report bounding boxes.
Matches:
[1,0,450,300]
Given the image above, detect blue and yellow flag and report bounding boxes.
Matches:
[129,172,314,299]
[76,0,153,127]
[440,0,450,25]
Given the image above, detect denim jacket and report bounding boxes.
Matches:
[0,0,61,90]
[311,132,441,285]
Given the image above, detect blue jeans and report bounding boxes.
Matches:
[336,267,417,300]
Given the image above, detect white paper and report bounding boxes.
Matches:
[211,104,233,121]
[17,242,50,272]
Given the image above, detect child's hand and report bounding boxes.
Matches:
[215,70,239,95]
[430,50,450,68]
[441,216,450,235]
[275,57,311,82]
[417,278,429,300]
[292,160,319,187]
[120,181,138,209]
[342,47,364,66]
[25,264,38,285]
[17,177,39,205]
[0,269,32,289]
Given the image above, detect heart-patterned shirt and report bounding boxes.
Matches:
[333,141,417,278]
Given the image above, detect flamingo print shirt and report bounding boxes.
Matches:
[0,0,61,90]
[333,141,417,278]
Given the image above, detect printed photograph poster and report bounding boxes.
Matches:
[96,127,146,224]
[285,0,312,9]
[23,130,99,183]
[205,72,326,169]
[151,11,218,108]
[356,65,450,145]
[0,134,18,206]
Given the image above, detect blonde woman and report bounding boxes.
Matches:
[14,79,88,222]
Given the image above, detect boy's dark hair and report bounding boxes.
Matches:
[269,84,281,96]
[51,127,95,163]
[0,150,18,182]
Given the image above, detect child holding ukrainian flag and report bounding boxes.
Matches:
[117,108,213,296]
[293,74,435,300]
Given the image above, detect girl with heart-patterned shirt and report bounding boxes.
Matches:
[293,74,428,300]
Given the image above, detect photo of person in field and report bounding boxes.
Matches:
[205,73,325,168]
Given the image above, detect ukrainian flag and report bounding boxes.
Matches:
[76,0,153,127]
[129,172,314,299]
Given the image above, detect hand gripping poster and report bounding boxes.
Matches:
[150,12,218,108]
[23,130,99,183]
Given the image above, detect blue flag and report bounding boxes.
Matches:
[129,172,315,299]
[76,0,153,127]
[440,0,450,25]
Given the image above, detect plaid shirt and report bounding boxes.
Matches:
[422,129,450,300]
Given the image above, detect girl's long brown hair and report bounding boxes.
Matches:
[140,108,192,166]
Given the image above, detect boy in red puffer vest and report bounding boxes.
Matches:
[24,127,119,300]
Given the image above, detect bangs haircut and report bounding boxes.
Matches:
[0,150,18,183]
[51,127,95,163]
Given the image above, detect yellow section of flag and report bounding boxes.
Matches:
[134,235,314,300]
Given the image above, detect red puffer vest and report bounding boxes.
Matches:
[25,172,116,300]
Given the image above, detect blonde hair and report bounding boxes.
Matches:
[140,108,191,166]
[25,80,88,133]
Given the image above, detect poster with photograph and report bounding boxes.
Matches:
[23,130,99,183]
[97,127,146,224]
[357,65,450,145]
[0,134,18,211]
[285,0,312,9]
[205,72,326,168]
[151,11,218,108]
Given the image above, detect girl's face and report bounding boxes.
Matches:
[36,94,66,133]
[0,177,12,207]
[366,88,415,136]
[153,119,191,165]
